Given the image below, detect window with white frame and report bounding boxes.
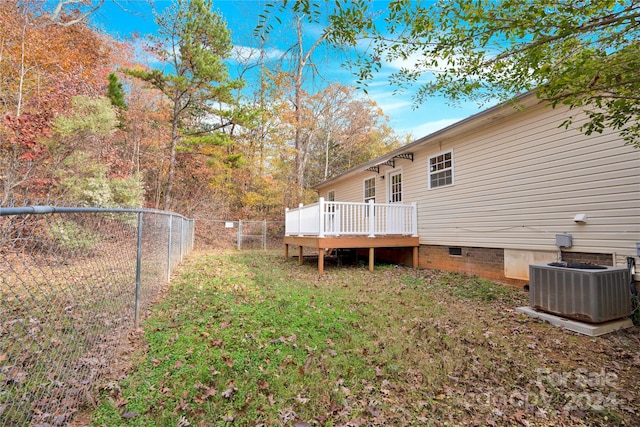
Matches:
[429,150,453,188]
[326,190,336,214]
[325,190,336,231]
[364,177,375,217]
[363,177,375,203]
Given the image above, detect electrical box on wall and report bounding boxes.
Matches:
[636,242,640,257]
[556,234,573,248]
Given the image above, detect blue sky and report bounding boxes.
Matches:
[91,0,489,139]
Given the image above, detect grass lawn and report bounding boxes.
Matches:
[92,250,640,426]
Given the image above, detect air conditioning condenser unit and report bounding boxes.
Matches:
[529,263,630,323]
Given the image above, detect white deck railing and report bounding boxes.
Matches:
[285,198,418,238]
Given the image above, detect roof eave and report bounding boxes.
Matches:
[313,91,540,190]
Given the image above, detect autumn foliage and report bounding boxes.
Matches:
[0,0,401,219]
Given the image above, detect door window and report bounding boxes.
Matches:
[389,171,402,203]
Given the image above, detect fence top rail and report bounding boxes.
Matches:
[0,205,192,219]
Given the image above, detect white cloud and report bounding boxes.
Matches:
[375,98,412,113]
[129,38,166,70]
[364,82,412,112]
[386,51,435,71]
[383,51,457,85]
[231,45,284,63]
[362,77,396,88]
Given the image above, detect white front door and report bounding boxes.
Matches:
[387,170,404,233]
[388,170,402,203]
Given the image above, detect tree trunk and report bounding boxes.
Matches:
[164,95,181,211]
[291,16,331,199]
[323,128,331,181]
[16,18,27,117]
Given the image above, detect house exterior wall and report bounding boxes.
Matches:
[413,102,639,256]
[316,97,640,282]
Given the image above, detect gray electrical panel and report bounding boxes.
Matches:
[555,233,573,248]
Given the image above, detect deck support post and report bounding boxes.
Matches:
[318,248,325,275]
[369,247,374,272]
[284,235,419,275]
[285,243,289,258]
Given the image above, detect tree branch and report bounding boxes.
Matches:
[49,0,105,26]
[487,9,640,65]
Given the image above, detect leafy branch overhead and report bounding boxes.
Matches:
[281,0,640,147]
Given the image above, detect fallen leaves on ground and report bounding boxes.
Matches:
[91,251,640,426]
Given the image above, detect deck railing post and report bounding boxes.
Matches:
[368,199,375,237]
[318,197,325,238]
[285,208,290,236]
[411,202,418,237]
[298,203,303,236]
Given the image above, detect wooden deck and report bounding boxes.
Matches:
[284,235,420,275]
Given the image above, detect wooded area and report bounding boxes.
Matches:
[0,0,402,219]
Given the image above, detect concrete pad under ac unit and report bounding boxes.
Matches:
[516,306,634,336]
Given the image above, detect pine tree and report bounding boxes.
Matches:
[125,0,243,210]
[106,73,127,110]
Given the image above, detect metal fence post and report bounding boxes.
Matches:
[262,220,267,250]
[167,214,173,282]
[179,217,184,262]
[237,220,242,250]
[134,212,143,327]
[191,219,195,251]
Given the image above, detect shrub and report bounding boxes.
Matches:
[48,219,100,252]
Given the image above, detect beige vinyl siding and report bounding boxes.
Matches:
[315,98,639,257]
[414,102,640,255]
[401,156,427,204]
[319,174,379,203]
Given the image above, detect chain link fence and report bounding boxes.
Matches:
[0,204,194,426]
[194,219,285,251]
